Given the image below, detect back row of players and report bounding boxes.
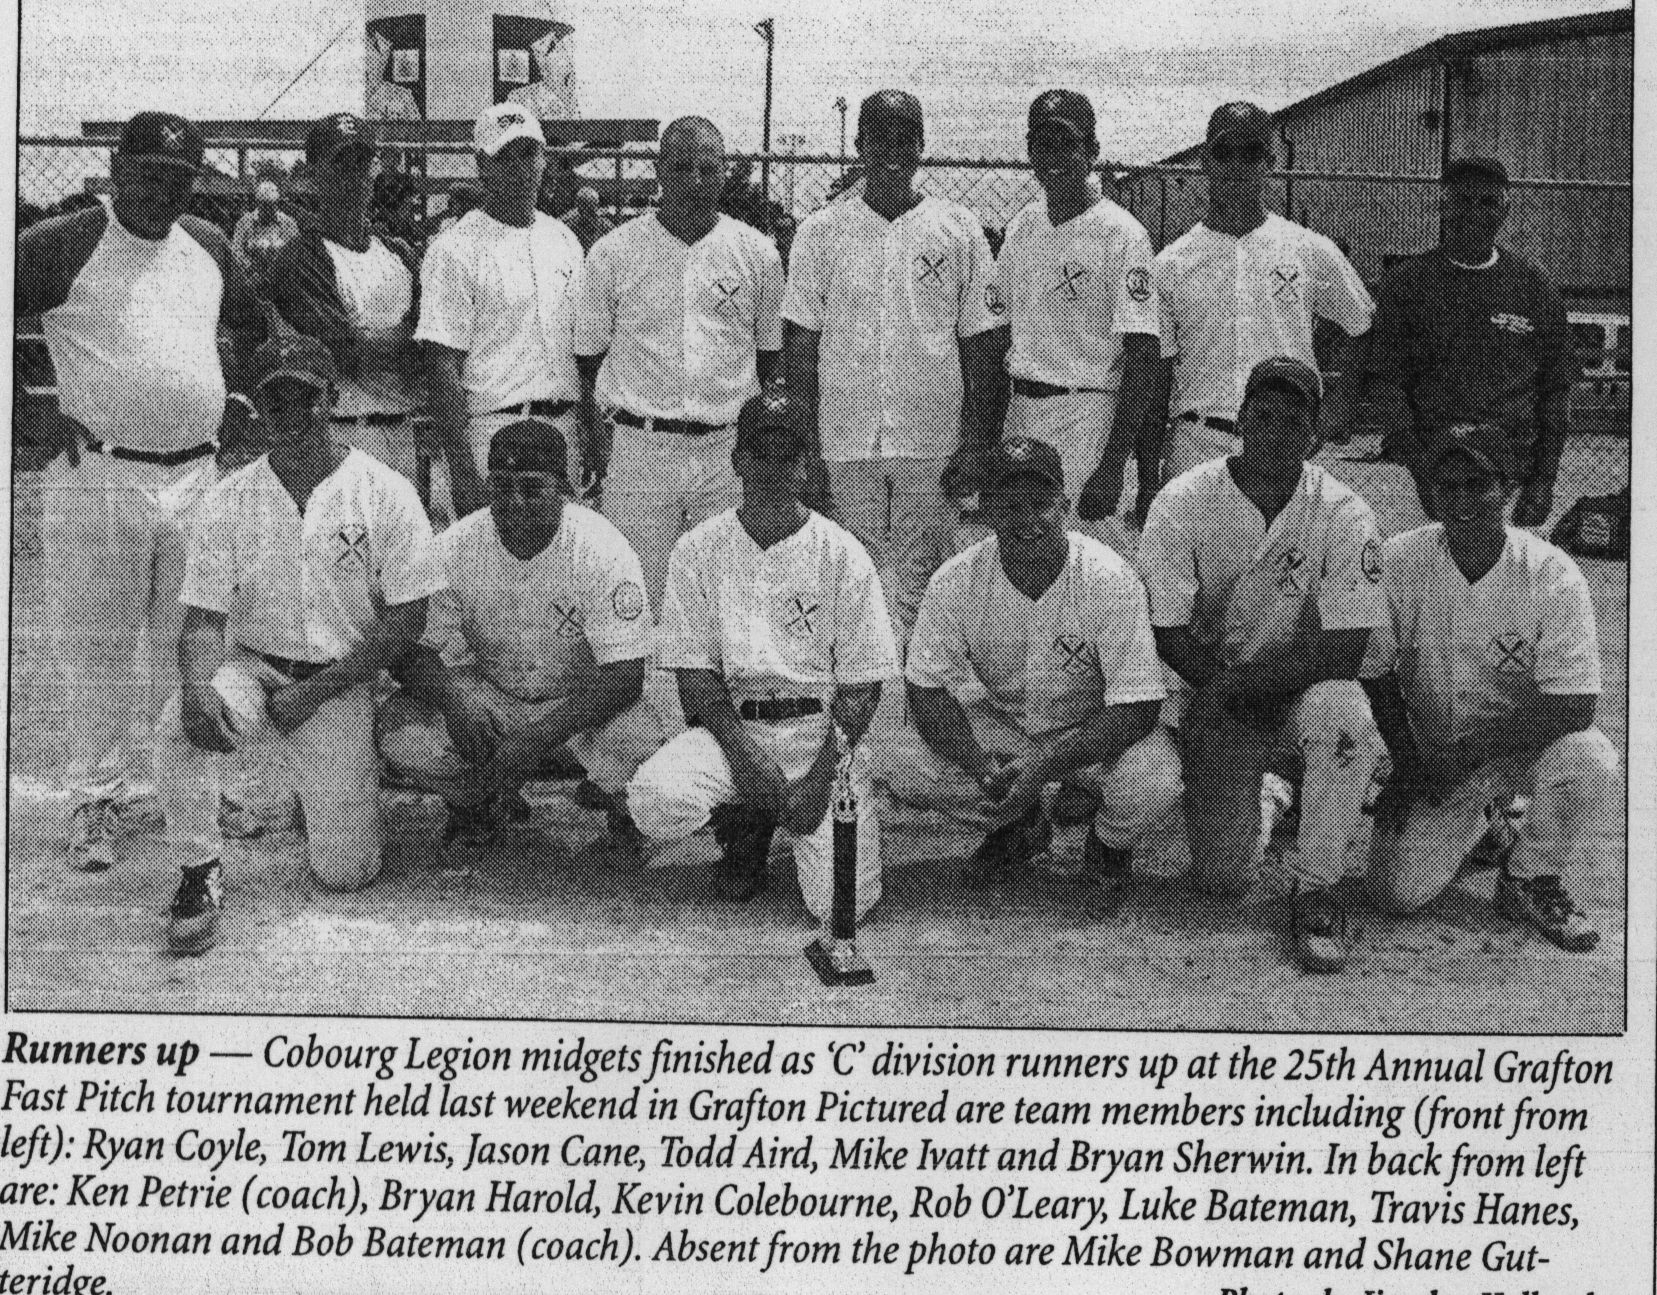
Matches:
[20,90,1610,968]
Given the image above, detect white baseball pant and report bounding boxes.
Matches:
[155,652,383,891]
[376,685,663,807]
[1005,389,1135,556]
[1368,728,1619,914]
[627,713,881,924]
[826,456,954,642]
[1164,413,1240,481]
[1174,680,1383,895]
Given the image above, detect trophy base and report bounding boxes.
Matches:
[805,937,875,987]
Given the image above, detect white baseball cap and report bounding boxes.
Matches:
[474,103,545,156]
[255,180,280,203]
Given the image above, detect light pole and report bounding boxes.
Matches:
[833,96,848,173]
[754,19,775,221]
[777,131,806,215]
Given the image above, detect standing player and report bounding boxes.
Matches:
[905,438,1179,916]
[378,419,662,854]
[156,335,443,955]
[628,392,897,920]
[783,90,1005,640]
[574,116,784,611]
[417,104,584,517]
[267,114,422,484]
[1151,103,1374,483]
[1364,158,1578,527]
[16,112,266,872]
[1138,358,1385,972]
[997,90,1162,553]
[1361,423,1612,950]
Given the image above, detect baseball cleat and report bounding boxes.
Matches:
[1494,870,1599,952]
[218,794,301,841]
[1077,831,1132,919]
[711,805,774,903]
[962,803,1049,890]
[66,798,118,872]
[1290,883,1350,973]
[167,860,224,956]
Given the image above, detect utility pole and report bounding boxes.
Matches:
[755,19,775,222]
[833,96,848,173]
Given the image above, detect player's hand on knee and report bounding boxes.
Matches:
[981,752,1044,818]
[445,687,502,766]
[266,683,322,736]
[182,685,236,754]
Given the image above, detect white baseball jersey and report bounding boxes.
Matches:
[659,510,897,699]
[1361,525,1601,752]
[415,209,583,413]
[573,213,784,424]
[782,194,1002,461]
[1138,459,1385,668]
[1154,214,1374,420]
[908,534,1166,737]
[999,195,1159,390]
[324,236,418,416]
[182,449,445,662]
[423,503,653,701]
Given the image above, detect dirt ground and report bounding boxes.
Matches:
[5,443,1629,1031]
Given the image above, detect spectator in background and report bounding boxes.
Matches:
[440,183,481,235]
[231,179,299,285]
[772,213,797,272]
[563,186,612,251]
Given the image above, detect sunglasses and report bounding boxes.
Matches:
[487,472,558,500]
[1210,141,1270,164]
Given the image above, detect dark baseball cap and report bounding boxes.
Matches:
[858,91,924,141]
[1028,89,1096,142]
[986,437,1065,495]
[1427,422,1515,480]
[248,334,337,392]
[488,418,568,476]
[306,113,378,167]
[1442,156,1510,187]
[735,390,810,455]
[1206,101,1273,145]
[116,112,205,171]
[1243,356,1322,409]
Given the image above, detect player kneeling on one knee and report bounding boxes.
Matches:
[379,418,662,858]
[159,335,444,955]
[1138,357,1386,973]
[905,437,1175,916]
[1360,422,1612,952]
[628,391,898,921]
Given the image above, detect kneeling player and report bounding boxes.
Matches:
[1362,423,1613,950]
[905,437,1178,917]
[378,419,662,857]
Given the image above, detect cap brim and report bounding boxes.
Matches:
[120,152,203,171]
[987,469,1064,495]
[255,369,330,391]
[1029,118,1086,139]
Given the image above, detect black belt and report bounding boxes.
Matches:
[1178,412,1237,433]
[333,412,411,427]
[738,697,824,723]
[83,438,216,467]
[1012,377,1107,399]
[611,409,725,435]
[492,399,576,419]
[257,653,333,683]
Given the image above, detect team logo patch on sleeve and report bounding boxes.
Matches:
[1125,267,1151,302]
[984,284,1006,316]
[1361,540,1382,583]
[611,581,645,622]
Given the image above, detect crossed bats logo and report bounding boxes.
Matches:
[915,251,947,285]
[1275,546,1307,593]
[782,593,820,638]
[1491,631,1532,673]
[334,524,369,568]
[1055,261,1088,302]
[1271,265,1301,302]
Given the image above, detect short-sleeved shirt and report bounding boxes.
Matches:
[1361,525,1600,753]
[422,503,653,701]
[1364,247,1577,464]
[907,534,1166,737]
[573,213,784,425]
[182,449,444,663]
[1137,459,1385,670]
[998,195,1159,390]
[658,510,897,699]
[1154,214,1374,421]
[415,209,583,414]
[782,195,1002,461]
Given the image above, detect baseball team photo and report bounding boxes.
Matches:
[7,0,1633,1031]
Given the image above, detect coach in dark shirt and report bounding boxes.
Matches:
[1365,157,1577,526]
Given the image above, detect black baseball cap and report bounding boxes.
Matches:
[488,418,568,477]
[306,113,378,167]
[985,437,1065,495]
[1427,422,1514,480]
[1243,356,1322,410]
[1442,156,1510,187]
[735,390,810,455]
[1028,90,1096,143]
[116,112,205,171]
[1206,101,1273,145]
[858,91,924,143]
[249,334,338,392]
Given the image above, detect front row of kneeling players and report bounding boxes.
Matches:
[163,338,1613,970]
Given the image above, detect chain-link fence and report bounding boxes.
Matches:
[16,137,1630,529]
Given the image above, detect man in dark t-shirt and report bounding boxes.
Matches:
[1365,157,1578,527]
